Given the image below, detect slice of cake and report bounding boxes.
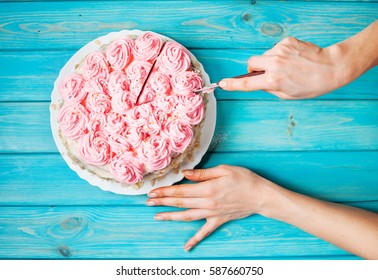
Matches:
[57,31,206,188]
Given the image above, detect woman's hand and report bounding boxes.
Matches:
[219,21,378,99]
[219,37,343,99]
[146,165,275,251]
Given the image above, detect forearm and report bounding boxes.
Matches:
[261,181,378,259]
[329,20,378,88]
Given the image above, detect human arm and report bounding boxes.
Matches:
[219,20,378,99]
[147,165,378,259]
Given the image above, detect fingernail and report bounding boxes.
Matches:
[218,80,227,89]
[185,245,193,252]
[146,200,155,206]
[183,169,194,176]
[149,192,157,198]
[154,215,164,221]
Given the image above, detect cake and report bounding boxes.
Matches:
[56,31,206,188]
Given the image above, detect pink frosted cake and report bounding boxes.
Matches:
[57,32,206,188]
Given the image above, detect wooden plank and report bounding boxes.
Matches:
[1,202,376,259]
[0,1,376,50]
[1,101,377,153]
[1,151,378,206]
[1,50,377,102]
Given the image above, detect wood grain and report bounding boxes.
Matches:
[1,50,377,102]
[0,1,376,50]
[1,152,378,206]
[1,202,376,259]
[1,101,377,153]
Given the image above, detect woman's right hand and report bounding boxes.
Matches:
[219,36,344,99]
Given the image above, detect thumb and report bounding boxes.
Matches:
[183,165,229,182]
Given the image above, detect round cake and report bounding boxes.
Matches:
[55,31,208,189]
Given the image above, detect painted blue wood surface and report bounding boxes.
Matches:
[0,0,377,259]
[1,50,378,101]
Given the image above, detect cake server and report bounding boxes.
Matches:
[193,70,265,94]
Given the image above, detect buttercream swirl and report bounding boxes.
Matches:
[58,103,89,139]
[148,71,171,96]
[137,83,156,105]
[87,112,107,132]
[104,112,127,135]
[59,73,86,102]
[171,71,202,95]
[82,51,110,80]
[83,78,109,96]
[108,133,132,155]
[79,131,110,166]
[126,60,152,83]
[176,93,204,125]
[108,70,129,97]
[111,90,134,114]
[106,37,134,70]
[86,91,112,113]
[109,153,144,184]
[158,42,190,76]
[125,103,152,127]
[138,135,171,170]
[163,119,193,153]
[132,32,163,61]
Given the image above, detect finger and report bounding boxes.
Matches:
[148,183,208,198]
[247,55,269,72]
[218,74,267,92]
[154,209,213,222]
[183,165,229,182]
[147,197,210,209]
[184,217,223,251]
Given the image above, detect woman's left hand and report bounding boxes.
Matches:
[146,165,275,251]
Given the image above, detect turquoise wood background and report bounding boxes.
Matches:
[0,0,377,259]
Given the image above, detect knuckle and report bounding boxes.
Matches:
[283,36,297,45]
[183,215,193,222]
[174,198,184,208]
[196,169,207,180]
[171,186,184,197]
[205,199,217,209]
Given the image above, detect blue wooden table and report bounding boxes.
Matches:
[1,0,377,260]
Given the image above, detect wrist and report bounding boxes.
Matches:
[324,43,355,90]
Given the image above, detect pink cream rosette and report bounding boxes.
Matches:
[108,70,129,97]
[104,112,127,135]
[109,153,144,184]
[132,32,163,62]
[111,90,134,114]
[137,83,156,105]
[138,135,171,170]
[176,93,204,125]
[163,119,193,153]
[126,60,152,95]
[87,112,107,132]
[171,71,202,95]
[158,42,191,76]
[82,51,110,80]
[125,126,149,148]
[148,71,171,96]
[125,103,152,127]
[58,103,89,139]
[83,78,109,96]
[108,133,132,155]
[86,92,112,113]
[79,131,110,166]
[59,73,86,102]
[106,37,134,70]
